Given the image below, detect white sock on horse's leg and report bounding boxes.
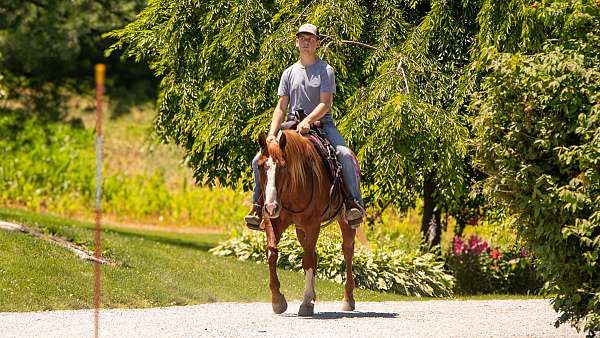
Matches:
[302,268,315,306]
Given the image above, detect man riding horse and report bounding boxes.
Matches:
[245,23,365,229]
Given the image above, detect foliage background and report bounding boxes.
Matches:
[106,0,471,223]
[467,1,600,333]
[0,0,598,335]
[108,0,600,334]
[0,0,156,118]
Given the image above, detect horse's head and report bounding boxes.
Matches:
[257,130,324,220]
[258,132,288,219]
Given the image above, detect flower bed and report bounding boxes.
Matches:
[446,235,543,294]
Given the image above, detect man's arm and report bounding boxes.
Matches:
[267,96,289,142]
[297,92,332,134]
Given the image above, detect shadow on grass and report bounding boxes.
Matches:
[104,227,218,252]
[0,207,224,253]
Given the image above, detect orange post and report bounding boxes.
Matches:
[94,63,105,338]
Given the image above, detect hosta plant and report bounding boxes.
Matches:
[210,228,454,297]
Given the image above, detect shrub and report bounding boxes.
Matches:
[472,8,600,331]
[210,229,455,297]
[0,111,96,209]
[446,235,543,295]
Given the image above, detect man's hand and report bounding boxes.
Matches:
[296,119,311,134]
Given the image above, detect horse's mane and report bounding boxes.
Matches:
[267,131,325,192]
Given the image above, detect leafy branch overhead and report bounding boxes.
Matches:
[106,0,469,209]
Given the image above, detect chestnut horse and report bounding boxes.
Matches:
[257,130,356,317]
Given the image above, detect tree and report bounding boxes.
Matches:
[339,0,481,245]
[470,0,600,334]
[107,0,472,246]
[0,0,152,118]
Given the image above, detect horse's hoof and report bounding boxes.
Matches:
[272,295,287,314]
[298,303,314,317]
[341,299,355,311]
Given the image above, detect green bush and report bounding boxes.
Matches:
[210,228,455,297]
[472,5,600,333]
[446,235,543,295]
[0,111,96,210]
[0,110,247,228]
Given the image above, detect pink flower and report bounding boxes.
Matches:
[452,236,467,255]
[491,248,502,260]
[467,235,489,256]
[519,248,529,257]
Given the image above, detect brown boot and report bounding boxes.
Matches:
[244,204,263,231]
[345,200,364,229]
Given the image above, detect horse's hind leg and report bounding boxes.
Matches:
[297,226,319,317]
[339,219,356,311]
[265,221,287,314]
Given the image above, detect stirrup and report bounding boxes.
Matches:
[345,200,364,229]
[346,210,364,229]
[245,204,263,231]
[245,218,263,231]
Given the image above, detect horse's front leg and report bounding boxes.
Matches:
[264,217,287,314]
[339,219,356,311]
[297,225,319,317]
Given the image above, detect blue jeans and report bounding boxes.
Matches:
[252,122,363,207]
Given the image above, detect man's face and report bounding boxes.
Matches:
[295,33,320,54]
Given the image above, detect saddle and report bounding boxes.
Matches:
[280,112,349,225]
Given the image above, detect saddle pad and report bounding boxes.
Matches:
[306,132,340,184]
[305,131,349,225]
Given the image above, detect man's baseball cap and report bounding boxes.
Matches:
[296,23,319,38]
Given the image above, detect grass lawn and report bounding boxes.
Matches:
[0,207,421,312]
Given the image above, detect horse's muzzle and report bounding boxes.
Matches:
[264,202,281,219]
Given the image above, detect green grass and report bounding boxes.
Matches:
[0,207,425,312]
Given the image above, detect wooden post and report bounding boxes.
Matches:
[94,63,105,338]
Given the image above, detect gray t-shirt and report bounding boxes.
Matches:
[277,58,336,123]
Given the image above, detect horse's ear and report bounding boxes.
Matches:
[279,132,287,150]
[258,133,267,152]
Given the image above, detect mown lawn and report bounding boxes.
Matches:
[0,207,420,312]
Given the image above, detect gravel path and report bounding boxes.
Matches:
[0,300,583,337]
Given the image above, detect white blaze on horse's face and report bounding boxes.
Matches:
[264,156,279,217]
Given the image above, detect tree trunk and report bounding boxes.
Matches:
[421,174,442,247]
[433,208,442,246]
[455,217,467,237]
[0,220,112,264]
